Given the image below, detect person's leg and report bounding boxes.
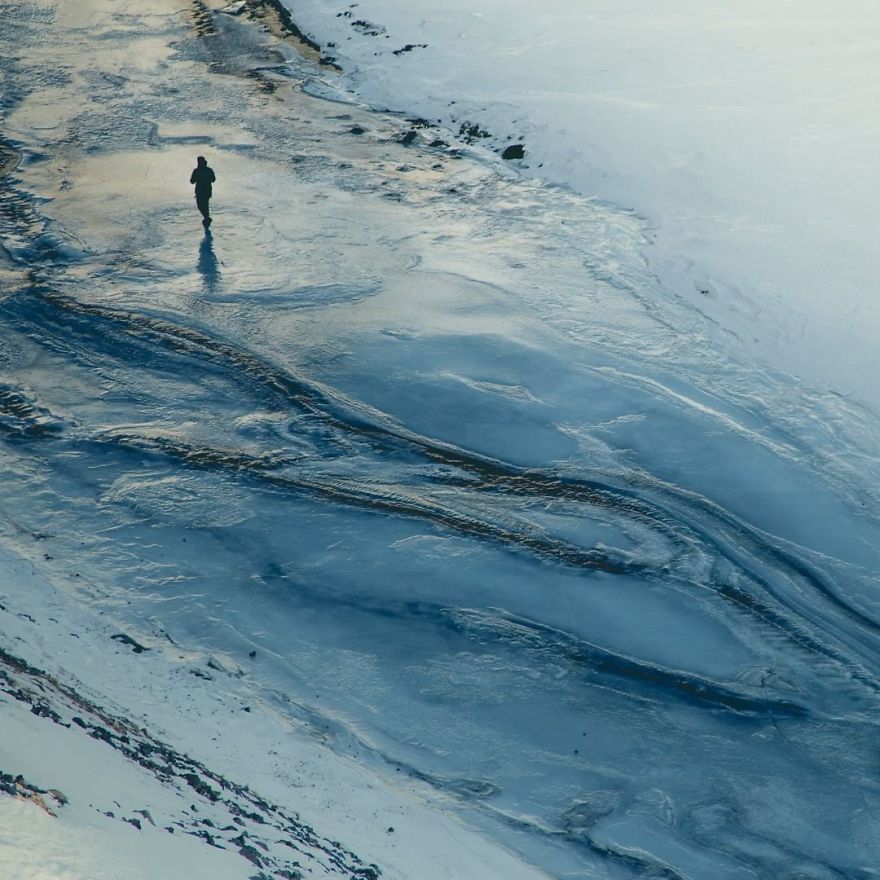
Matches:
[196,194,211,223]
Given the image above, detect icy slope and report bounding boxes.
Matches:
[0,542,546,880]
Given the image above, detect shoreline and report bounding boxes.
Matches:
[268,0,880,411]
[212,0,343,70]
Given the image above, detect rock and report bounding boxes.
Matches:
[458,121,491,142]
[393,43,428,56]
[111,633,149,653]
[351,20,385,37]
[502,144,525,160]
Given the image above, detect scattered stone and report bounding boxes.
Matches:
[396,130,417,146]
[30,701,65,724]
[0,771,67,816]
[190,0,218,37]
[111,633,149,653]
[351,20,385,37]
[458,121,491,142]
[349,125,367,135]
[502,144,525,160]
[392,43,427,56]
[233,833,266,867]
[88,724,117,746]
[183,773,220,803]
[134,807,156,826]
[189,828,221,847]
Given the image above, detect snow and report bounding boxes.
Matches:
[1,1,880,878]
[0,707,252,880]
[284,0,880,405]
[0,544,554,880]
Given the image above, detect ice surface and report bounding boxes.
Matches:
[1,1,880,879]
[284,0,880,406]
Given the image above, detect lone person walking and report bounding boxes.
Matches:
[190,156,216,227]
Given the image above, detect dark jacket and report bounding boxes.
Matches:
[190,165,216,197]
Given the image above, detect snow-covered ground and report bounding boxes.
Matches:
[2,1,880,878]
[285,0,880,405]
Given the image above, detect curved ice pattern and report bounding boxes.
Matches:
[3,288,879,721]
[2,7,879,874]
[0,381,63,439]
[201,280,384,307]
[3,250,880,877]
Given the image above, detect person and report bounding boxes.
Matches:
[189,156,216,226]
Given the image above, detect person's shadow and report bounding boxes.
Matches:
[197,231,220,292]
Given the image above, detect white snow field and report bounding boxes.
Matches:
[285,0,880,405]
[1,1,880,879]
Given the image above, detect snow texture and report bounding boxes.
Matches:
[284,0,880,406]
[1,1,879,879]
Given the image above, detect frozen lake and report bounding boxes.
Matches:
[1,1,879,878]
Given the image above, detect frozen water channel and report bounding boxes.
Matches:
[1,1,880,878]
